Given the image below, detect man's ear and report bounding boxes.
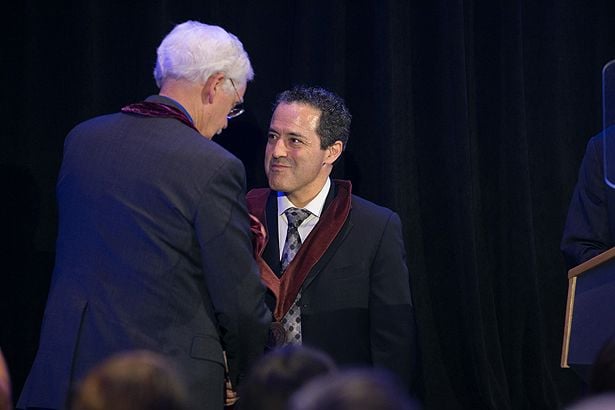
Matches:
[202,72,226,104]
[324,141,344,165]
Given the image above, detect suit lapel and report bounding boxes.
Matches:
[263,193,282,276]
[246,181,353,321]
[275,181,352,319]
[300,183,349,288]
[302,211,354,291]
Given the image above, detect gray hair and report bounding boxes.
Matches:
[153,21,254,90]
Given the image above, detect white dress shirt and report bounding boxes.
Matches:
[276,178,331,260]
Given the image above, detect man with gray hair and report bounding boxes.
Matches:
[17,21,270,410]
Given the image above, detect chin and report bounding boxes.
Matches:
[267,178,286,193]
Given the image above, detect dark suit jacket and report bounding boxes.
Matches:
[17,96,271,410]
[561,132,615,269]
[250,181,418,391]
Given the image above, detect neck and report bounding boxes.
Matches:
[158,79,213,139]
[286,176,330,208]
[159,79,208,135]
[287,194,316,209]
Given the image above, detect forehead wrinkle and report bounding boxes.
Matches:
[272,103,320,132]
[271,119,315,135]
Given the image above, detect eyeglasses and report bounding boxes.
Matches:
[227,78,245,119]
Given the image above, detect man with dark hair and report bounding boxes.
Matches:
[247,86,418,391]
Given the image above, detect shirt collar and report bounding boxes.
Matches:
[277,178,331,218]
[146,95,194,124]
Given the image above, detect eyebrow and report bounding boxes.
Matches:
[268,128,306,139]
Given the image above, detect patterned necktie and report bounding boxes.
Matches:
[280,207,311,344]
[280,208,312,271]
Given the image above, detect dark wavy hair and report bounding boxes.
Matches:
[275,86,351,150]
[238,345,336,410]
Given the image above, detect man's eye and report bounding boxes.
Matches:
[267,133,278,140]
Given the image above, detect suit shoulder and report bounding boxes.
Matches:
[69,112,120,133]
[587,132,603,149]
[67,113,244,183]
[351,195,398,220]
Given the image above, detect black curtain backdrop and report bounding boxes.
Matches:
[4,1,615,409]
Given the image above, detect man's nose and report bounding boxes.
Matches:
[270,138,287,158]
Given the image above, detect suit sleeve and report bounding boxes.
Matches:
[194,155,271,386]
[369,211,419,392]
[561,136,612,269]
